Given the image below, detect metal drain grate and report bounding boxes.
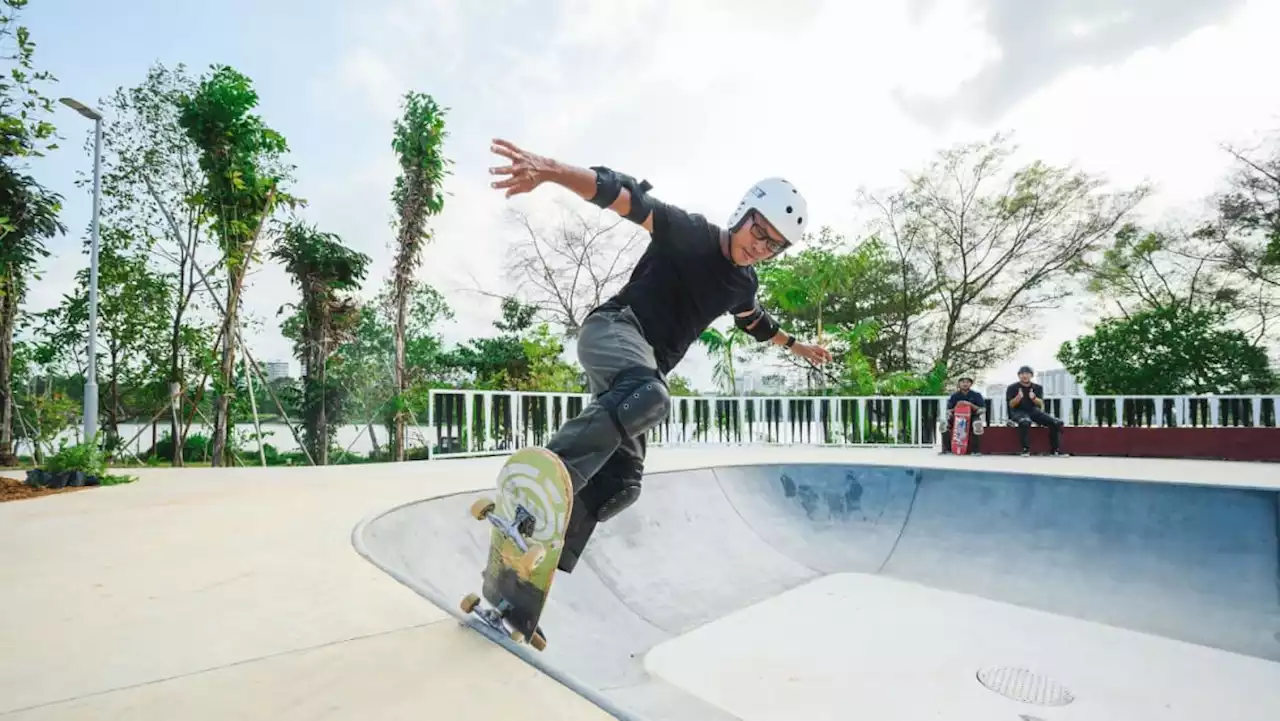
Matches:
[975,666,1075,706]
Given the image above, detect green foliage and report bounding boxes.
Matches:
[446,297,583,392]
[0,0,58,160]
[41,439,135,486]
[178,64,295,464]
[1057,304,1275,395]
[391,90,450,265]
[667,374,695,396]
[271,219,371,463]
[31,224,173,443]
[389,90,450,459]
[177,64,293,264]
[697,326,749,394]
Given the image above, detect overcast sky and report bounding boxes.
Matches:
[17,0,1280,393]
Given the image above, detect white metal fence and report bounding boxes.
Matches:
[425,390,1280,459]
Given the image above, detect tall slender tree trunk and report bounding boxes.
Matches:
[392,280,408,461]
[0,268,18,467]
[211,266,247,466]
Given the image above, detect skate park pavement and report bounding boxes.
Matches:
[3,446,1280,720]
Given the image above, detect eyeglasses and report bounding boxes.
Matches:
[748,212,790,255]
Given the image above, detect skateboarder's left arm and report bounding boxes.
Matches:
[733,303,833,365]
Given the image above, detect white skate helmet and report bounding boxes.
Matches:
[727,177,809,249]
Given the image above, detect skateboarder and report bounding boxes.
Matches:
[489,138,833,572]
[1006,366,1066,456]
[941,376,985,455]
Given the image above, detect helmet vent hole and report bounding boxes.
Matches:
[798,216,804,225]
[786,205,794,214]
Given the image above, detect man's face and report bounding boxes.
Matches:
[959,379,972,392]
[730,210,790,266]
[1018,371,1032,384]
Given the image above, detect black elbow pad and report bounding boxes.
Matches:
[589,166,654,224]
[735,305,780,342]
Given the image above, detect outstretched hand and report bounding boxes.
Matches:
[791,342,833,365]
[489,138,555,197]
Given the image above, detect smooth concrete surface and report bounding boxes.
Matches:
[645,573,1280,721]
[2,447,1279,720]
[358,452,1280,720]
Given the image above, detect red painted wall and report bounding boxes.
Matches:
[973,427,1280,462]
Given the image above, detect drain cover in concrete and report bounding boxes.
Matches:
[976,666,1074,706]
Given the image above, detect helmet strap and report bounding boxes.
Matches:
[719,228,741,266]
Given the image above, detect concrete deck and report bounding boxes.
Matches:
[2,447,1278,720]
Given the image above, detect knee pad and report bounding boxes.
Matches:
[599,366,670,439]
[582,450,644,522]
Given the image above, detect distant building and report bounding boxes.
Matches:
[1037,368,1081,396]
[264,360,291,382]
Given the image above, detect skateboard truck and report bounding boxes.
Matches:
[482,502,537,553]
[460,593,549,651]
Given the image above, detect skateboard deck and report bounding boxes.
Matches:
[459,446,573,651]
[951,402,973,455]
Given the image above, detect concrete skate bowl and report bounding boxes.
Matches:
[353,463,1280,721]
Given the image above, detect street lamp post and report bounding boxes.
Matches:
[60,97,104,446]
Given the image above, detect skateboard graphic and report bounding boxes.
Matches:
[951,401,974,455]
[459,446,573,651]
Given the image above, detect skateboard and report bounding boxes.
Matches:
[951,401,974,455]
[459,446,573,652]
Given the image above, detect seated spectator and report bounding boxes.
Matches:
[941,376,985,454]
[1005,365,1066,456]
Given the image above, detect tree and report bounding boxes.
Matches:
[1057,304,1275,395]
[756,229,934,386]
[447,297,583,392]
[0,0,63,465]
[0,0,57,160]
[859,133,1148,375]
[271,219,371,465]
[0,165,64,465]
[501,203,643,336]
[389,93,450,453]
[1213,134,1280,284]
[32,225,172,451]
[97,62,214,466]
[177,64,294,466]
[1084,222,1278,343]
[389,90,449,461]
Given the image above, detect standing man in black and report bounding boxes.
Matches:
[941,376,985,454]
[1006,366,1066,456]
[488,138,833,573]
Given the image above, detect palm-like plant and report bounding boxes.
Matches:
[698,326,750,394]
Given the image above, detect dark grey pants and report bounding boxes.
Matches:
[545,305,660,571]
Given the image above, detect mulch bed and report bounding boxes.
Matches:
[0,475,91,503]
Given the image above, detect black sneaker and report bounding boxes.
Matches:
[1020,448,1030,457]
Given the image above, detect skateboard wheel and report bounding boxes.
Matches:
[513,544,545,580]
[470,497,496,520]
[460,593,481,614]
[530,630,547,651]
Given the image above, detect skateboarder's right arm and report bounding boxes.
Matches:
[489,138,660,233]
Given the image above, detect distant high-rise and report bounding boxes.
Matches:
[264,361,291,382]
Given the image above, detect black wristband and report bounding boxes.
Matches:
[785,335,797,348]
